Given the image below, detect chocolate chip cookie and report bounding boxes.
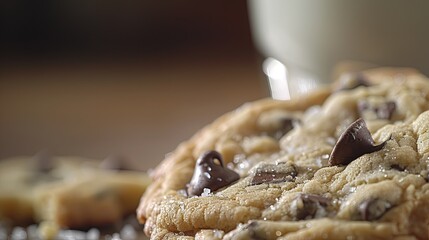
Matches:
[137,68,429,239]
[0,154,150,230]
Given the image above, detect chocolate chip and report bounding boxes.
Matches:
[336,73,370,91]
[291,194,331,220]
[187,151,240,196]
[378,101,396,119]
[33,150,54,173]
[358,101,396,120]
[390,164,405,171]
[273,118,296,139]
[250,163,297,186]
[27,151,59,184]
[329,118,387,166]
[100,155,132,171]
[358,198,392,221]
[242,221,265,240]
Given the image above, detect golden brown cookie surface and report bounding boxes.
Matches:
[138,68,429,239]
[0,155,150,231]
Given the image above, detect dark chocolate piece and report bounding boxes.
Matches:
[273,118,295,139]
[100,155,132,171]
[242,221,265,240]
[27,150,58,184]
[187,151,240,196]
[329,118,387,166]
[250,163,297,185]
[377,101,396,120]
[33,150,54,173]
[291,194,331,220]
[337,73,370,91]
[390,164,405,171]
[358,198,392,221]
[358,101,396,120]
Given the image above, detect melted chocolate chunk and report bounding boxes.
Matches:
[273,118,296,139]
[336,73,370,91]
[187,151,240,196]
[291,194,331,220]
[243,221,265,240]
[33,150,54,173]
[27,150,58,184]
[390,164,405,171]
[250,163,297,186]
[100,155,132,171]
[329,118,387,166]
[377,101,396,119]
[358,101,396,120]
[358,198,392,221]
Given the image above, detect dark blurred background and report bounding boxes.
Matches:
[0,1,267,169]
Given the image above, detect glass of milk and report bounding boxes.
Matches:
[248,0,429,99]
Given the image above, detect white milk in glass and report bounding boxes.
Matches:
[248,0,429,99]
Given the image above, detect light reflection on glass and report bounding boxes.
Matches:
[263,57,290,100]
[263,57,321,99]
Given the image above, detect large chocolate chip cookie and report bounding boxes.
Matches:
[137,68,429,239]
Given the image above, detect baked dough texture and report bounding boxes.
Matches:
[0,156,150,229]
[137,68,429,239]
